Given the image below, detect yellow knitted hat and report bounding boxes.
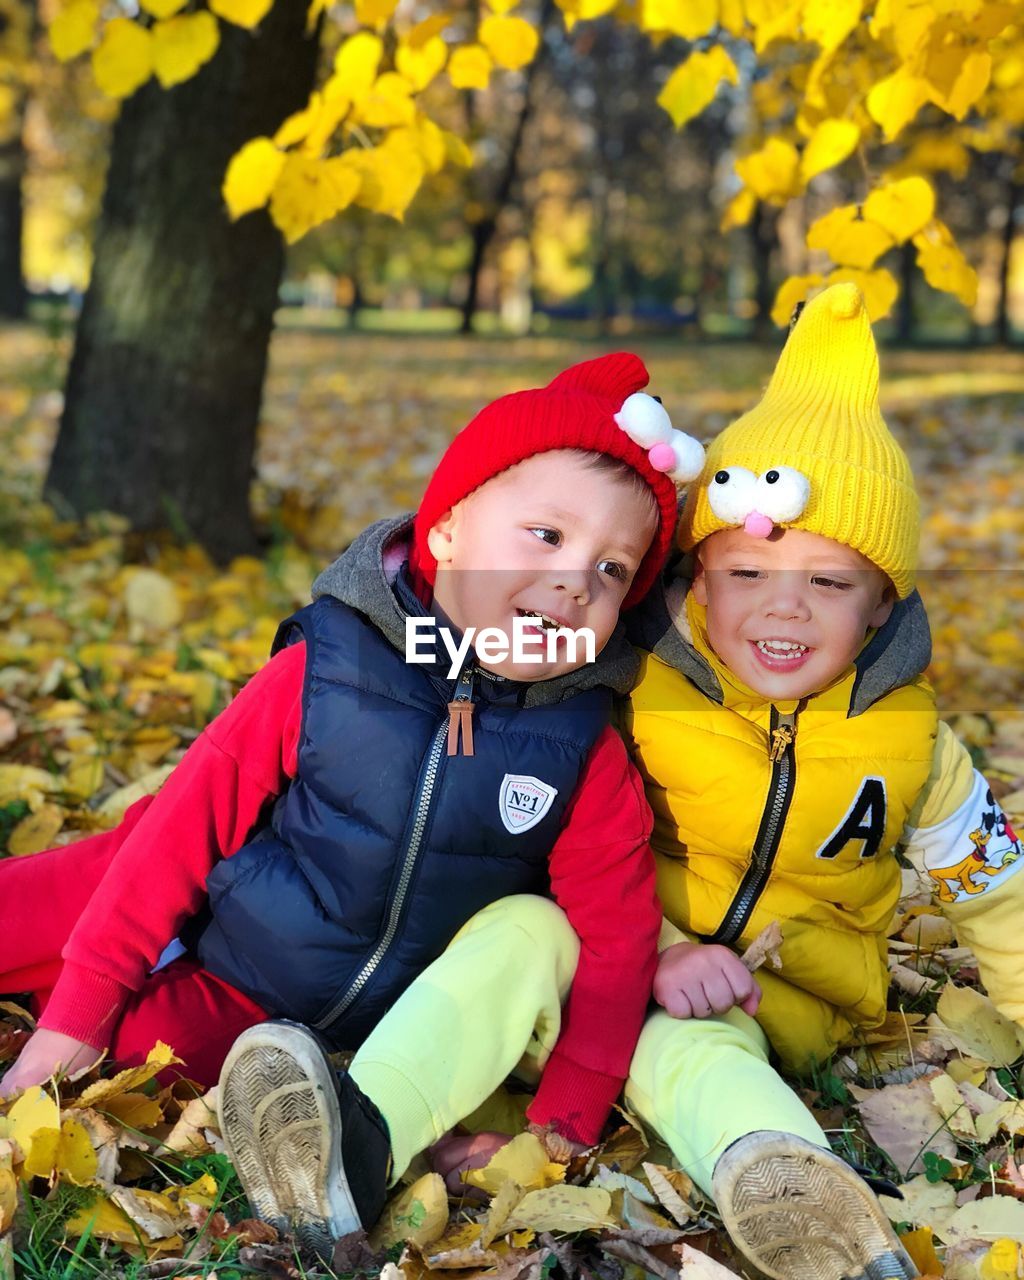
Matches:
[679,283,919,598]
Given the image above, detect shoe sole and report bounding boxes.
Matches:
[217,1021,360,1260]
[712,1133,919,1280]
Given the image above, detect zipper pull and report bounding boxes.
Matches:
[768,710,796,763]
[447,667,476,757]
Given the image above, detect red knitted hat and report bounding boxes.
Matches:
[410,352,705,609]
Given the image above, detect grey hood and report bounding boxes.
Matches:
[627,555,932,717]
[311,514,640,707]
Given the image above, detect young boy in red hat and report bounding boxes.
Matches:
[1,352,704,1256]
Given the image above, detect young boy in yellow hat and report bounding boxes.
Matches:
[623,283,1024,1280]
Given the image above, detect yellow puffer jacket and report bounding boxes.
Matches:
[626,592,937,1071]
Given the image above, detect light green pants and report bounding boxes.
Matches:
[350,895,826,1194]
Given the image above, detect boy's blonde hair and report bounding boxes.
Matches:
[678,284,920,599]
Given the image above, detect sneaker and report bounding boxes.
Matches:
[217,1020,391,1260]
[711,1131,919,1280]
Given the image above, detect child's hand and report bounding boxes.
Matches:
[653,940,761,1019]
[0,1028,103,1096]
[428,1130,513,1195]
[429,1127,589,1195]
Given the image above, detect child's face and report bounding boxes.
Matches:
[427,450,658,681]
[692,526,895,701]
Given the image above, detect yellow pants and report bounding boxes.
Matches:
[349,895,826,1193]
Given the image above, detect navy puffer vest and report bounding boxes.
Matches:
[194,596,610,1048]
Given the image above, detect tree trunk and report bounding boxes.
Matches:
[996,172,1020,346]
[895,240,915,343]
[750,201,779,340]
[459,0,553,334]
[0,132,27,320]
[46,0,321,559]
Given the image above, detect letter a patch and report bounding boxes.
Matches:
[499,774,558,835]
[816,776,887,860]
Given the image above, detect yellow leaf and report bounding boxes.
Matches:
[0,1152,15,1234]
[353,72,415,128]
[7,803,64,856]
[223,138,285,219]
[824,267,898,321]
[123,569,183,632]
[139,0,187,18]
[735,136,801,203]
[101,1092,164,1132]
[49,0,100,60]
[807,204,894,268]
[899,1227,943,1277]
[887,0,933,60]
[64,756,104,803]
[866,68,929,142]
[862,176,934,243]
[268,152,362,243]
[57,1117,99,1185]
[657,47,739,130]
[802,0,860,51]
[152,12,219,88]
[333,32,383,103]
[443,129,474,167]
[463,1133,566,1195]
[73,1042,183,1109]
[8,1087,60,1179]
[478,15,538,70]
[208,0,273,27]
[66,1194,142,1244]
[770,272,824,327]
[355,0,397,26]
[505,1185,615,1233]
[554,0,618,23]
[0,764,59,807]
[924,46,992,120]
[449,44,493,90]
[800,118,860,182]
[407,14,449,47]
[720,187,756,231]
[981,1239,1024,1280]
[395,35,447,90]
[91,18,153,99]
[274,97,322,147]
[370,1172,449,1249]
[934,981,1023,1064]
[641,0,717,39]
[719,0,744,33]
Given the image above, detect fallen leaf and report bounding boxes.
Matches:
[944,1195,1024,1245]
[934,985,1024,1067]
[643,1162,696,1225]
[505,1185,615,1233]
[463,1133,565,1195]
[739,920,783,972]
[879,1175,958,1238]
[850,1074,958,1176]
[370,1172,449,1250]
[675,1242,744,1276]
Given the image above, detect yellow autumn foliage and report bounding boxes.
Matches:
[658,47,738,130]
[478,16,538,71]
[152,12,220,89]
[223,138,286,219]
[448,44,493,90]
[49,0,100,61]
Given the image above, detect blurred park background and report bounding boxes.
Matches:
[0,0,1023,854]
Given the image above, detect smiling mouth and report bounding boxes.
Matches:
[753,639,810,662]
[517,608,565,631]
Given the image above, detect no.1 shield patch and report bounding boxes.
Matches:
[499,774,558,835]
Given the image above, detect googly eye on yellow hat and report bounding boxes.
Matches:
[678,282,920,599]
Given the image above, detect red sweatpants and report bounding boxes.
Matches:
[0,798,267,1087]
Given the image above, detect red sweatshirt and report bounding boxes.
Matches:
[41,641,660,1142]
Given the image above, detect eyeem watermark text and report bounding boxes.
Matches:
[406,616,596,678]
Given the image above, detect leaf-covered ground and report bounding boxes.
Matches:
[1,323,1023,1279]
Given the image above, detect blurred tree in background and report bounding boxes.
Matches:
[0,0,1018,554]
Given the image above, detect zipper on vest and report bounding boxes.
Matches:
[447,666,476,756]
[711,706,797,947]
[313,715,449,1030]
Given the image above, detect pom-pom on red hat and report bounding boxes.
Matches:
[410,352,703,609]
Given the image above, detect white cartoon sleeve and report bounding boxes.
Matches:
[901,721,1024,1024]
